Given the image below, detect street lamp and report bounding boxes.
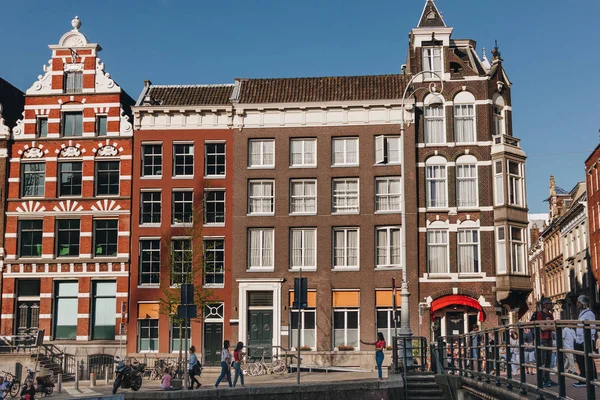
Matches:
[398,71,444,343]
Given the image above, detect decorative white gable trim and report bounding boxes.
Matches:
[11,117,25,137]
[55,141,85,157]
[53,200,84,212]
[16,201,46,213]
[92,139,123,157]
[95,58,120,93]
[0,106,10,139]
[119,109,133,136]
[26,60,55,95]
[18,142,49,158]
[91,199,121,212]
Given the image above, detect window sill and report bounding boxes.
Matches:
[290,165,317,169]
[137,285,160,289]
[247,213,275,217]
[204,175,226,180]
[457,206,480,211]
[289,212,317,216]
[140,223,161,227]
[140,176,163,180]
[203,223,226,228]
[203,284,225,289]
[289,268,316,272]
[426,273,452,278]
[374,210,401,214]
[58,195,83,199]
[332,267,360,272]
[246,268,275,273]
[425,206,449,211]
[374,266,403,271]
[95,194,121,198]
[247,166,275,170]
[172,175,194,180]
[423,143,447,146]
[374,162,401,166]
[332,211,360,215]
[331,164,359,168]
[171,223,193,228]
[455,142,479,146]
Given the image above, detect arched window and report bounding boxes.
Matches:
[425,156,447,208]
[455,155,478,208]
[453,92,476,143]
[424,94,445,144]
[493,94,505,136]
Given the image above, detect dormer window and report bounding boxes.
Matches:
[422,47,442,79]
[64,72,82,93]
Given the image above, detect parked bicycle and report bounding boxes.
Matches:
[1,371,20,399]
[244,349,288,376]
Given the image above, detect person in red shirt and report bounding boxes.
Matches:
[361,332,387,379]
[232,341,245,388]
[530,298,557,387]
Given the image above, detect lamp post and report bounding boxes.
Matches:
[398,71,444,344]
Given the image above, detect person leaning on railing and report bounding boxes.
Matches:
[530,298,558,387]
[573,295,597,387]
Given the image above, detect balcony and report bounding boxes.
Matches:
[491,134,526,158]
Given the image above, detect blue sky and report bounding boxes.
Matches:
[1,0,598,213]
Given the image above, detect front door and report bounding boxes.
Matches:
[203,322,222,367]
[446,311,464,336]
[247,310,272,360]
[16,302,39,335]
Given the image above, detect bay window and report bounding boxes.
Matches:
[508,160,524,206]
[510,227,526,274]
[496,227,506,274]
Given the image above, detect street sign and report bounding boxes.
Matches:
[178,304,197,319]
[180,284,194,305]
[293,277,308,309]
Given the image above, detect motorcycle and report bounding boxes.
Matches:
[22,368,54,397]
[112,357,145,394]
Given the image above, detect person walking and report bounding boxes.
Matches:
[470,325,480,369]
[232,341,245,388]
[562,326,576,374]
[509,330,520,377]
[188,346,202,389]
[573,295,597,387]
[361,332,386,379]
[215,340,233,388]
[523,327,536,375]
[531,298,557,387]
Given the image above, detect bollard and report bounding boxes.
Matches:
[105,366,109,384]
[57,373,62,394]
[90,372,96,387]
[75,362,79,390]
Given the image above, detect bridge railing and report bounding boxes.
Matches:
[431,320,599,400]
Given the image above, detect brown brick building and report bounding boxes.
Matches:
[0,17,134,368]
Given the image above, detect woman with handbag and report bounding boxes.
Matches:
[215,340,233,388]
[188,346,202,389]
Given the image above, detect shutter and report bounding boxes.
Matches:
[375,135,385,164]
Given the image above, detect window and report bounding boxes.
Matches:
[171,320,191,353]
[494,161,504,206]
[171,239,192,286]
[58,162,82,197]
[140,191,161,225]
[63,72,82,93]
[248,228,274,270]
[332,137,358,166]
[424,104,445,144]
[54,281,78,339]
[92,281,116,340]
[375,177,401,212]
[138,303,159,352]
[96,115,107,136]
[172,191,193,224]
[456,163,478,207]
[493,94,505,136]
[454,105,475,143]
[376,227,401,268]
[142,144,162,177]
[56,219,80,257]
[205,143,226,177]
[510,227,525,274]
[290,180,316,214]
[508,160,524,206]
[248,180,274,215]
[205,190,225,224]
[332,178,359,214]
[290,228,316,270]
[375,136,400,164]
[290,139,316,167]
[19,220,43,257]
[36,117,48,138]
[21,163,45,197]
[377,308,395,345]
[95,161,120,196]
[204,239,224,285]
[173,144,194,176]
[139,240,160,285]
[422,47,442,79]
[458,229,479,273]
[62,112,83,137]
[291,307,316,350]
[333,228,359,269]
[427,230,448,273]
[93,220,118,257]
[248,139,274,168]
[333,309,359,349]
[496,227,506,274]
[426,161,447,208]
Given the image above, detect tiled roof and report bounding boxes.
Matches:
[145,85,234,106]
[236,75,407,104]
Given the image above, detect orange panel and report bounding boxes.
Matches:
[289,291,317,307]
[332,291,359,307]
[138,303,159,319]
[375,291,401,307]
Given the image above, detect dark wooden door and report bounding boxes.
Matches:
[446,312,464,336]
[247,310,272,360]
[203,322,222,366]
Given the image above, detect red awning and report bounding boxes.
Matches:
[430,294,485,322]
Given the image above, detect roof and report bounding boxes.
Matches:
[139,84,235,106]
[236,74,407,104]
[417,0,446,28]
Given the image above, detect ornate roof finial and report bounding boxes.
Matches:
[491,39,502,63]
[71,16,82,31]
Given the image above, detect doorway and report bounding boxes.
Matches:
[247,310,272,360]
[203,323,222,367]
[445,312,464,336]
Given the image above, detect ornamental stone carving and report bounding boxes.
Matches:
[11,118,24,137]
[23,147,44,158]
[26,60,53,94]
[120,108,133,135]
[57,16,89,48]
[0,105,9,138]
[97,145,118,157]
[95,59,120,93]
[60,146,82,157]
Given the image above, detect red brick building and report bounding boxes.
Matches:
[0,17,134,366]
[584,146,600,307]
[129,83,234,365]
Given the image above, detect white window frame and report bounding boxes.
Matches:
[204,189,226,225]
[140,190,162,225]
[290,179,317,215]
[248,139,274,168]
[138,318,159,353]
[141,143,163,178]
[203,238,225,287]
[171,190,193,226]
[424,95,445,144]
[290,308,316,351]
[427,229,449,274]
[332,228,359,270]
[204,142,226,178]
[290,228,317,271]
[375,177,401,213]
[332,308,360,350]
[248,180,275,215]
[493,94,505,136]
[508,160,524,207]
[374,136,401,165]
[139,239,161,286]
[494,160,505,206]
[425,157,448,209]
[247,228,274,271]
[332,178,359,214]
[422,47,442,79]
[496,227,506,274]
[172,143,194,178]
[290,138,317,167]
[454,104,476,144]
[332,137,359,166]
[376,307,395,345]
[457,229,480,274]
[375,226,401,269]
[170,319,191,353]
[456,156,478,208]
[510,227,526,274]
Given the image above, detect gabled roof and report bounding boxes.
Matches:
[137,84,235,107]
[417,0,446,28]
[236,74,407,104]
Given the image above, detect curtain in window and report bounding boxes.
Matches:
[291,140,302,165]
[263,141,274,165]
[387,137,400,163]
[249,230,261,267]
[454,105,475,143]
[427,230,448,273]
[426,165,447,207]
[457,165,477,207]
[347,230,358,266]
[390,229,400,265]
[291,230,303,267]
[346,139,358,164]
[304,229,315,267]
[496,229,506,274]
[376,229,387,266]
[458,230,479,273]
[422,48,442,79]
[63,113,83,137]
[334,230,345,266]
[262,230,273,267]
[425,106,444,143]
[249,141,261,166]
[304,140,316,164]
[333,139,345,164]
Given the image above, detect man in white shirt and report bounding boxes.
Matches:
[573,295,597,387]
[562,327,576,374]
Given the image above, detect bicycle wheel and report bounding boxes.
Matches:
[9,382,20,398]
[271,359,287,375]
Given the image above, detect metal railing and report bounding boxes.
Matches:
[431,320,599,400]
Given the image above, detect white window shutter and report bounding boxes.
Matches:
[375,135,385,164]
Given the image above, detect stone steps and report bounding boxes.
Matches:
[405,372,445,400]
